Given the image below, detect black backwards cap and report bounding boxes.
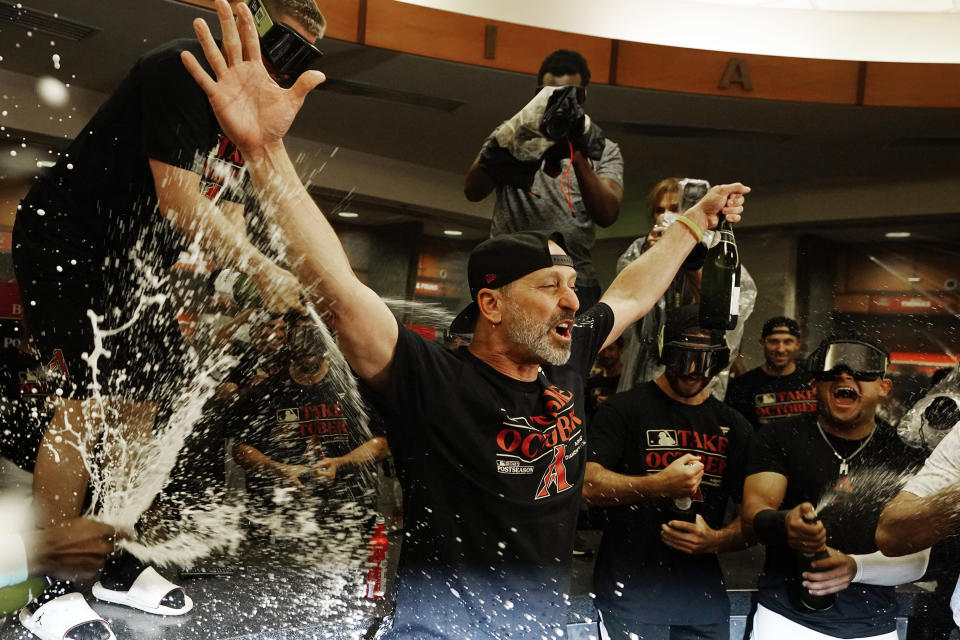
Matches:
[449,231,573,335]
[761,316,801,339]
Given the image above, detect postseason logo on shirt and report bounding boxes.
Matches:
[495,384,585,500]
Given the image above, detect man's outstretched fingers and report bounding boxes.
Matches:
[180,51,217,96]
[192,16,227,78]
[216,0,243,67]
[290,70,327,101]
[235,1,263,63]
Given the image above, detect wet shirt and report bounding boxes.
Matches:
[490,140,623,289]
[748,416,927,638]
[374,303,614,640]
[15,38,248,271]
[588,381,752,625]
[726,366,817,431]
[232,370,380,508]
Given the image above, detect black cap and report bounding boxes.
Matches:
[449,231,573,335]
[761,316,801,339]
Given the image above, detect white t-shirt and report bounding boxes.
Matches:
[903,424,960,627]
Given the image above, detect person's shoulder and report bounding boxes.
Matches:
[756,414,812,443]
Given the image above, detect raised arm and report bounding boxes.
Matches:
[181,0,398,389]
[599,183,749,350]
[149,160,302,314]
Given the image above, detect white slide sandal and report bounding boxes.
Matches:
[19,592,116,640]
[92,566,193,616]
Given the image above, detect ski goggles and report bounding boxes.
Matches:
[808,340,888,382]
[246,0,322,88]
[659,335,730,379]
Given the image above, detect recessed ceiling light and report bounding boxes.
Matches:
[36,160,56,168]
[885,231,911,238]
[338,211,359,218]
[908,277,921,282]
[443,229,463,237]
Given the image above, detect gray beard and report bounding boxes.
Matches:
[503,296,571,367]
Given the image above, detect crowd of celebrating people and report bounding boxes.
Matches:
[0,1,957,640]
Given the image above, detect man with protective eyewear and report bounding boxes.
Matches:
[583,305,752,640]
[14,2,324,639]
[742,336,929,640]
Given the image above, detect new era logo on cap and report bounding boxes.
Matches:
[485,273,497,284]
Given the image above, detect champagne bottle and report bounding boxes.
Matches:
[670,497,697,524]
[699,217,740,331]
[211,269,263,308]
[794,513,835,611]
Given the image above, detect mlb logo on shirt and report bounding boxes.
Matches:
[647,430,679,447]
[277,408,300,423]
[758,393,777,406]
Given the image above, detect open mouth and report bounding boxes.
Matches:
[552,320,574,341]
[833,386,859,402]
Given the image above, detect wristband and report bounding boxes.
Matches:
[676,215,704,243]
[753,509,789,546]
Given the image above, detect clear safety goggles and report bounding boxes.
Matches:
[809,340,887,382]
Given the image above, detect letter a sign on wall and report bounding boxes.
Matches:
[719,57,754,91]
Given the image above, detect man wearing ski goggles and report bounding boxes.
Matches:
[808,339,888,382]
[246,0,324,88]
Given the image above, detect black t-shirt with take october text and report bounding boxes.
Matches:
[725,366,817,431]
[747,416,927,638]
[374,303,614,640]
[16,38,248,272]
[231,369,382,508]
[588,381,752,625]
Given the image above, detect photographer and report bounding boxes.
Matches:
[464,49,623,311]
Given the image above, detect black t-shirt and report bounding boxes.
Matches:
[15,38,248,273]
[747,416,928,638]
[726,366,817,431]
[373,303,614,640]
[232,369,382,509]
[0,347,51,472]
[588,381,752,625]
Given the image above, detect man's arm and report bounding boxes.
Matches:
[599,183,749,350]
[232,442,311,488]
[582,454,704,507]
[182,0,399,390]
[570,151,621,227]
[741,471,826,552]
[876,488,960,556]
[149,160,302,314]
[464,154,496,202]
[661,504,750,555]
[312,436,388,482]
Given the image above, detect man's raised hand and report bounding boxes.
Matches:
[180,0,325,157]
[692,183,750,230]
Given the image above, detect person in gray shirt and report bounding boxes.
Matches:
[464,49,624,311]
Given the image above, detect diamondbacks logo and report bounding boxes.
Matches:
[47,349,69,378]
[495,384,584,500]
